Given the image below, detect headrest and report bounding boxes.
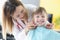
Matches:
[24,4,37,22]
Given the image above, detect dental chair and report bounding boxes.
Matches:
[24,4,53,23]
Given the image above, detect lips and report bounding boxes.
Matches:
[20,15,24,19]
[20,16,23,19]
[41,21,44,23]
[37,20,44,23]
[37,20,45,24]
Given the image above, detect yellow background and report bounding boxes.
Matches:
[40,0,60,31]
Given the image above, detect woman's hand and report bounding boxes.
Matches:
[45,23,54,29]
[25,21,37,34]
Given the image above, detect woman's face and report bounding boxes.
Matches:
[12,5,26,21]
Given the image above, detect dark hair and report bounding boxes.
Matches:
[2,0,24,39]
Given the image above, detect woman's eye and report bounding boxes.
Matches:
[17,15,20,18]
[20,10,24,13]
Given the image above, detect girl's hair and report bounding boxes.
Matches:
[32,7,47,21]
[32,7,47,17]
[2,0,26,39]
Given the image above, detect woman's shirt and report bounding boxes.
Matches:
[12,20,27,40]
[12,25,27,40]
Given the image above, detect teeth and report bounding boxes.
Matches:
[42,21,44,22]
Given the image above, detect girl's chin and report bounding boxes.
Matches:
[39,24,44,26]
[38,23,45,26]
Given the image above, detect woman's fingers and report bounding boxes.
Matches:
[46,23,54,29]
[26,21,37,30]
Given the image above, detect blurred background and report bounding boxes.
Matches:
[0,0,60,40]
[0,0,60,31]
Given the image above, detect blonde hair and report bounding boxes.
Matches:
[31,7,47,21]
[2,0,28,39]
[32,7,47,17]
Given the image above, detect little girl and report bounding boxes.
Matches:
[27,7,60,40]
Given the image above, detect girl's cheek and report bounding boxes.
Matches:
[36,19,38,22]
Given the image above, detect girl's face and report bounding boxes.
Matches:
[34,12,47,26]
[12,5,26,21]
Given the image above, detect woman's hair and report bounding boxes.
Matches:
[32,7,47,17]
[2,0,25,39]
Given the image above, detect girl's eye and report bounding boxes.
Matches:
[36,16,39,18]
[42,16,45,18]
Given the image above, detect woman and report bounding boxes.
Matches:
[2,0,35,40]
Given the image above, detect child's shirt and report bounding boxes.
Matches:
[27,26,60,40]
